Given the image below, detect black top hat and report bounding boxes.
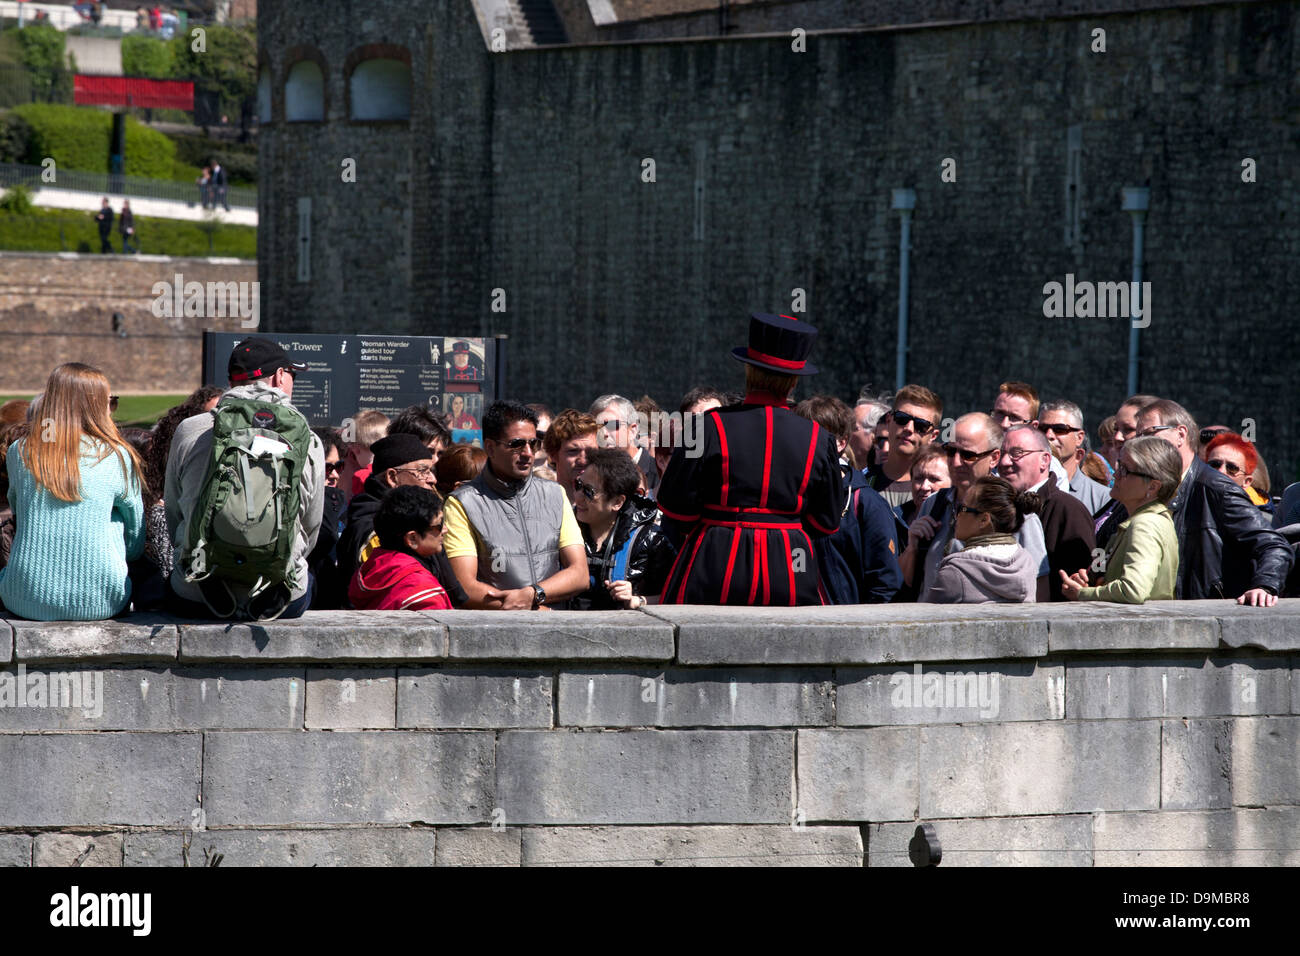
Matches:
[228,336,307,383]
[730,313,819,376]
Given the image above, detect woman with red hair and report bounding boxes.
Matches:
[1204,433,1271,512]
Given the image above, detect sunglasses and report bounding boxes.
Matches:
[495,437,542,452]
[991,409,1030,426]
[942,443,997,464]
[425,520,445,535]
[1138,425,1175,438]
[574,478,601,501]
[109,395,120,412]
[1207,458,1245,477]
[324,461,343,474]
[954,504,984,516]
[1114,462,1154,481]
[890,409,935,434]
[1200,428,1230,445]
[1038,422,1080,436]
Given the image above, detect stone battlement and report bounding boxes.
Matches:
[1,602,1296,866]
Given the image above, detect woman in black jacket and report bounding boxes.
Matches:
[572,448,675,610]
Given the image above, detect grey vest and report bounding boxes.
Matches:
[451,466,567,591]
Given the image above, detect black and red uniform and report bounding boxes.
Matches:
[657,396,841,605]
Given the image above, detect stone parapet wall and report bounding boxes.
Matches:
[0,602,1296,866]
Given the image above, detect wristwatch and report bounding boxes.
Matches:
[531,584,547,609]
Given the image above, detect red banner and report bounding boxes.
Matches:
[74,75,194,110]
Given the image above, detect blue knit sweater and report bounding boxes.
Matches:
[0,438,145,621]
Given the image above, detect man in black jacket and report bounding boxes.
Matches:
[95,198,114,253]
[1100,399,1292,605]
[338,434,467,607]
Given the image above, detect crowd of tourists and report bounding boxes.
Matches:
[0,321,1294,622]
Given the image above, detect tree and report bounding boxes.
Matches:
[168,22,256,125]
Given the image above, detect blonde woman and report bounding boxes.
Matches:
[0,364,145,620]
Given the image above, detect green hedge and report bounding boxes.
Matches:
[0,207,256,258]
[121,34,174,79]
[171,133,257,186]
[9,104,176,178]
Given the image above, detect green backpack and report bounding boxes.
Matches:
[182,397,313,619]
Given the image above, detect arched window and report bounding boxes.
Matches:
[285,60,325,122]
[349,58,411,121]
[257,65,272,123]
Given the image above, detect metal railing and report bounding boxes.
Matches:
[0,161,257,209]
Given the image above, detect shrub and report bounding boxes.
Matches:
[171,133,257,185]
[9,104,176,178]
[168,23,256,124]
[0,183,33,214]
[13,23,72,102]
[121,35,173,78]
[0,110,32,163]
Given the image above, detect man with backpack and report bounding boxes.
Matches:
[164,337,325,620]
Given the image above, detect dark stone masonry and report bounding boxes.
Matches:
[257,1,1299,481]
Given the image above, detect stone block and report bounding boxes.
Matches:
[0,618,11,664]
[557,668,831,727]
[434,828,522,867]
[124,828,438,866]
[306,668,396,729]
[868,815,1092,866]
[522,825,862,867]
[1216,603,1300,651]
[0,666,305,731]
[919,721,1160,818]
[836,661,1062,726]
[496,730,793,824]
[0,834,31,867]
[0,733,201,827]
[34,832,123,867]
[439,610,674,661]
[654,604,1049,665]
[397,668,551,729]
[796,729,918,822]
[1045,602,1219,652]
[13,615,178,664]
[1094,807,1300,865]
[1230,716,1300,806]
[178,611,444,663]
[1068,657,1291,719]
[202,731,494,826]
[1161,719,1232,810]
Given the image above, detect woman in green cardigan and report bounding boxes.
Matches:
[1059,436,1181,603]
[0,364,145,620]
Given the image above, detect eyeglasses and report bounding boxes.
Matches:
[1038,422,1081,436]
[1138,425,1175,438]
[1114,462,1154,481]
[1200,428,1229,445]
[1207,458,1245,477]
[954,504,984,516]
[991,410,1029,426]
[323,461,343,474]
[495,437,542,452]
[394,465,435,478]
[109,395,120,412]
[574,478,602,501]
[942,443,997,464]
[1001,447,1048,462]
[889,409,935,434]
[425,520,445,535]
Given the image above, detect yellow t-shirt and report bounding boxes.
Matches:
[442,491,582,560]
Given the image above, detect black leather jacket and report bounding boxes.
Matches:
[1099,458,1293,598]
[573,495,677,610]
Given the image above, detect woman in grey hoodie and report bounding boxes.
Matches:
[921,476,1039,604]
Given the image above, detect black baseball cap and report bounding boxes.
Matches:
[228,336,307,383]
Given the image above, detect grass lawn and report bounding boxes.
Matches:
[0,394,185,428]
[0,207,256,258]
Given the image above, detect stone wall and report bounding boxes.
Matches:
[257,1,1300,484]
[0,252,258,394]
[1,602,1296,866]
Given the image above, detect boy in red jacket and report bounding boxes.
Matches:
[349,486,452,610]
